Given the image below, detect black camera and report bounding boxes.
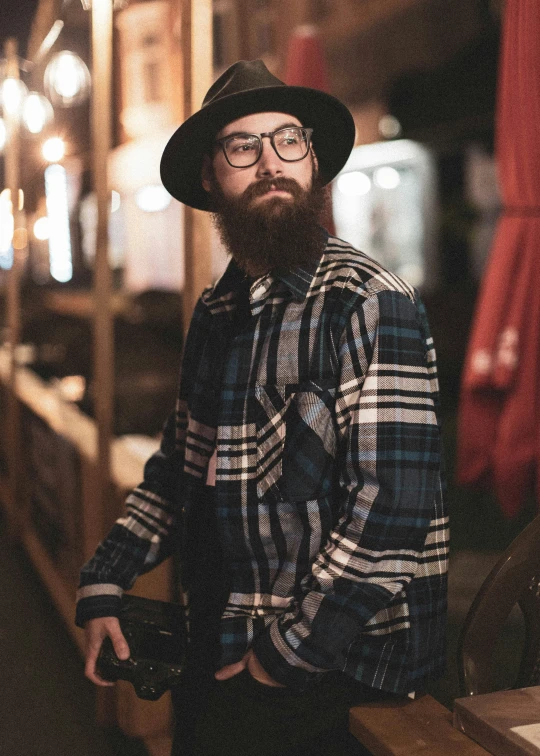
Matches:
[96,594,187,700]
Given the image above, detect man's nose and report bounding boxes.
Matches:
[256,137,283,177]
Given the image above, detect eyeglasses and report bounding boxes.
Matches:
[214,126,313,168]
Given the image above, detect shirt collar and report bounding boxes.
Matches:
[202,258,246,306]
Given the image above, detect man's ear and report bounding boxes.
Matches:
[201,154,213,193]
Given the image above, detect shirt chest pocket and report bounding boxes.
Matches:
[255,381,337,503]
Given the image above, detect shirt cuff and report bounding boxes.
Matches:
[75,584,123,627]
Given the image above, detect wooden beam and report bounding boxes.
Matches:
[181,0,213,333]
[3,38,24,537]
[91,0,115,536]
[26,0,64,63]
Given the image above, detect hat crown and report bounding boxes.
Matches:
[161,59,355,210]
[202,60,285,109]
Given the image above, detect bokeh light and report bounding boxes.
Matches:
[44,51,91,107]
[337,171,372,197]
[42,137,66,163]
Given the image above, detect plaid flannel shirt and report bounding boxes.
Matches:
[77,235,448,694]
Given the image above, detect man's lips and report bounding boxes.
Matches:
[252,187,293,201]
[244,178,303,205]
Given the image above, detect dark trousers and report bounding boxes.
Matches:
[171,663,386,756]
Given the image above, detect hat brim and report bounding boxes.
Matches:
[160,85,356,211]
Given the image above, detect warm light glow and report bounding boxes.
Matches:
[378,115,402,140]
[18,190,24,211]
[135,185,172,213]
[12,228,28,250]
[0,118,6,152]
[0,189,14,269]
[42,137,66,163]
[111,190,121,213]
[57,375,86,402]
[80,0,129,10]
[0,190,14,249]
[45,164,73,282]
[337,171,372,197]
[22,92,54,135]
[1,78,28,116]
[44,51,91,107]
[374,166,401,190]
[34,216,50,241]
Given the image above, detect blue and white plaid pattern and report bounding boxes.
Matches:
[77,236,448,694]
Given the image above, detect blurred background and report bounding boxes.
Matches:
[0,1,538,754]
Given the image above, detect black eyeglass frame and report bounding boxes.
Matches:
[214,127,314,168]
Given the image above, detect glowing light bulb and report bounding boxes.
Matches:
[135,185,171,212]
[0,189,14,254]
[34,217,50,241]
[45,164,73,282]
[44,51,91,107]
[1,78,28,115]
[42,137,66,163]
[337,171,372,197]
[374,166,401,190]
[378,115,402,140]
[22,92,54,135]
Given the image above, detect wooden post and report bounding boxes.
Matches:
[3,38,24,536]
[91,0,114,535]
[181,0,213,332]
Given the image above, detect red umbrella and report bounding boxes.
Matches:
[284,24,330,91]
[284,24,336,234]
[457,0,540,517]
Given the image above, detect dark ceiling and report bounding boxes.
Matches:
[0,0,40,57]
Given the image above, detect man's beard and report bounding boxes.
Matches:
[209,172,329,277]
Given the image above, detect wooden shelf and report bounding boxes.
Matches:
[43,290,130,319]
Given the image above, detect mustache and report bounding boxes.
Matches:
[242,177,306,203]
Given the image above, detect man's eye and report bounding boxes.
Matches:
[277,133,301,145]
[231,142,257,153]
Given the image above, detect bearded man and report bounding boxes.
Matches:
[76,60,448,756]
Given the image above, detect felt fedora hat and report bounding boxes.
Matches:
[160,59,356,211]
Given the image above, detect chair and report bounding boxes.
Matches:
[457,513,540,696]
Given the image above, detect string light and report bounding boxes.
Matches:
[22,92,54,135]
[44,51,91,107]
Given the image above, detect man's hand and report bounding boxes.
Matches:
[215,649,285,687]
[84,616,130,686]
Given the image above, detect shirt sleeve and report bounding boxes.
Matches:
[252,288,443,688]
[75,404,187,626]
